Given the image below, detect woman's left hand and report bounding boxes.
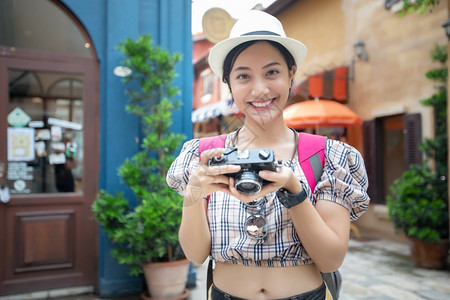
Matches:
[228,166,301,203]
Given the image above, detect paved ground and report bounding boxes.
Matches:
[338,238,450,300]
[2,237,449,300]
[187,237,450,300]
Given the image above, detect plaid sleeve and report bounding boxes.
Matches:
[315,139,370,220]
[166,139,200,196]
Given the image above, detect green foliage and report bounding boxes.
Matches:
[387,44,448,243]
[420,44,448,182]
[91,35,186,275]
[387,166,448,242]
[397,0,440,16]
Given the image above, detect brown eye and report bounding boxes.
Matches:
[266,69,279,76]
[237,74,250,80]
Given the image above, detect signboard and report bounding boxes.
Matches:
[7,107,31,128]
[7,127,35,161]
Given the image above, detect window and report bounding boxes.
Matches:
[7,70,84,194]
[382,115,405,200]
[0,0,93,56]
[201,69,213,103]
[363,113,422,204]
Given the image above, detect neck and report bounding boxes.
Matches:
[238,118,293,149]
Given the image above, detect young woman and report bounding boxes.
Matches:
[167,10,369,300]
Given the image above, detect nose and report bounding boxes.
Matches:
[251,78,270,97]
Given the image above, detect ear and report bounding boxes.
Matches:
[289,66,296,87]
[289,65,296,79]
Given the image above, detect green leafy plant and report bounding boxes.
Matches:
[92,34,186,275]
[397,0,440,16]
[387,165,448,242]
[387,44,448,243]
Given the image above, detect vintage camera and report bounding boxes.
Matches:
[209,148,282,195]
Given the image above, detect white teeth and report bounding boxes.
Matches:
[252,99,273,107]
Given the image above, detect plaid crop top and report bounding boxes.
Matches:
[166,132,370,267]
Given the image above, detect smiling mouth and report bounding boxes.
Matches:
[250,98,276,108]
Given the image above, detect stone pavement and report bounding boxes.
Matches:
[188,237,450,300]
[2,237,449,300]
[338,238,450,300]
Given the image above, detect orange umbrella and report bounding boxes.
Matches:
[283,99,363,130]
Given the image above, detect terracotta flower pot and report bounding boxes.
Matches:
[409,238,449,270]
[140,289,189,300]
[141,259,190,299]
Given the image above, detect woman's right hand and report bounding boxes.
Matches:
[185,148,241,202]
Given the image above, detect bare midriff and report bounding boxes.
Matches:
[213,261,323,299]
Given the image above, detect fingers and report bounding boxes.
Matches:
[199,148,225,165]
[211,175,231,185]
[209,164,241,176]
[259,166,291,185]
[228,177,258,203]
[196,152,296,202]
[228,167,294,202]
[199,148,241,176]
[190,148,242,197]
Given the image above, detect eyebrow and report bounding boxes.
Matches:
[232,61,282,73]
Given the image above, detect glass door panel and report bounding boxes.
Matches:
[7,70,84,194]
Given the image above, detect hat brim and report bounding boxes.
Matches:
[208,35,307,79]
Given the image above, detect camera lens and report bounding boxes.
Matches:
[235,171,262,195]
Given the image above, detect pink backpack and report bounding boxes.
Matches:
[198,132,326,193]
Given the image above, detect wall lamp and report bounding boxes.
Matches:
[442,18,450,40]
[348,38,369,81]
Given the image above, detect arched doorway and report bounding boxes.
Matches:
[0,0,99,295]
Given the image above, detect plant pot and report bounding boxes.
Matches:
[408,237,449,270]
[141,259,190,299]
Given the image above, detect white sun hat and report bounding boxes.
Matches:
[208,10,307,79]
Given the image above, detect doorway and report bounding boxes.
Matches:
[0,0,99,295]
[0,47,99,296]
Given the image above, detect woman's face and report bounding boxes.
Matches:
[229,41,294,126]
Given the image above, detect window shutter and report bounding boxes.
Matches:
[333,67,348,102]
[363,120,380,203]
[322,70,334,99]
[309,73,323,98]
[403,113,422,169]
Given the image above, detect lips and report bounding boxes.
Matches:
[250,98,276,108]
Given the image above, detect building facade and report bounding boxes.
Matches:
[0,0,192,297]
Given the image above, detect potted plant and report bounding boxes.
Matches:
[387,44,449,269]
[92,34,189,299]
[387,165,448,268]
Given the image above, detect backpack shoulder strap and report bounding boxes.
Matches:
[199,135,226,295]
[298,132,326,192]
[198,134,227,162]
[199,134,227,203]
[298,133,340,299]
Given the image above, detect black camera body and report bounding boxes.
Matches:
[209,148,281,195]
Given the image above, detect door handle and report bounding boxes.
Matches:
[0,162,9,203]
[0,186,10,203]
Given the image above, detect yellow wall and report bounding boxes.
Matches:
[276,0,448,239]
